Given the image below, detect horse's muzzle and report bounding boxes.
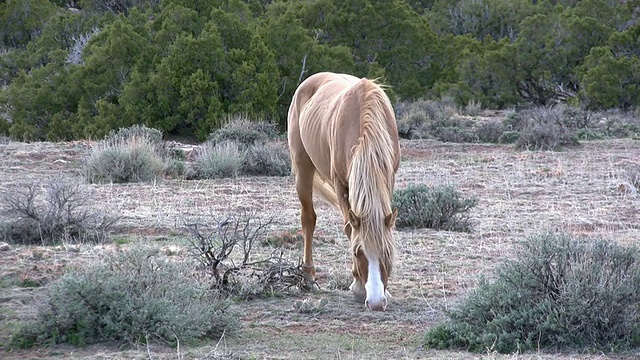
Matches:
[365,297,387,311]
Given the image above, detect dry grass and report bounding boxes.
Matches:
[1,137,639,359]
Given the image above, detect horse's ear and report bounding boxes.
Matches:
[385,208,398,229]
[349,210,361,231]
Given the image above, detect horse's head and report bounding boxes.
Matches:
[348,208,397,311]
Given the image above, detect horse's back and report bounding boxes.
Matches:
[288,72,399,186]
[287,72,361,181]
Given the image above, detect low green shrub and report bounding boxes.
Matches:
[10,245,236,348]
[425,233,640,353]
[163,158,185,178]
[597,109,640,138]
[396,100,640,146]
[515,121,578,151]
[392,184,477,232]
[498,130,520,144]
[430,117,477,143]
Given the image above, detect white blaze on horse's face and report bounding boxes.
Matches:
[364,254,387,311]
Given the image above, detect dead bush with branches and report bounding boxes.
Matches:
[184,213,315,298]
[0,177,119,245]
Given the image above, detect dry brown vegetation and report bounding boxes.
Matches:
[1,136,639,359]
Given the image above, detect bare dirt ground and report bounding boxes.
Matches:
[1,138,639,359]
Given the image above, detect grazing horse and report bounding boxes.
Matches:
[287,72,400,311]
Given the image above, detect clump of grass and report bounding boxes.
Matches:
[263,229,303,248]
[9,245,236,348]
[85,125,184,183]
[461,99,482,117]
[392,184,477,232]
[425,233,640,353]
[106,124,163,145]
[625,163,640,191]
[0,177,118,245]
[292,298,329,314]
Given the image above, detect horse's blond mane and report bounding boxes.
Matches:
[348,79,396,275]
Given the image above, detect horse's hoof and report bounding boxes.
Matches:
[350,280,366,303]
[301,264,316,280]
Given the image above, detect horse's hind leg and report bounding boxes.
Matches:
[295,165,317,279]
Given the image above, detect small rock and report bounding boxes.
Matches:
[0,242,10,251]
[617,181,637,194]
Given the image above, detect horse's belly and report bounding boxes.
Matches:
[299,118,333,179]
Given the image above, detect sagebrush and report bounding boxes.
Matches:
[85,125,183,183]
[193,140,244,179]
[194,117,290,179]
[509,105,585,150]
[425,233,640,353]
[208,115,280,146]
[10,245,236,348]
[241,141,290,176]
[392,184,477,232]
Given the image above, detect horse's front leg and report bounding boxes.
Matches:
[335,181,366,302]
[334,181,352,239]
[296,172,317,279]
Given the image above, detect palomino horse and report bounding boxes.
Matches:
[287,72,400,311]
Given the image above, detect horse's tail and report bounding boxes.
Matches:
[313,174,339,208]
